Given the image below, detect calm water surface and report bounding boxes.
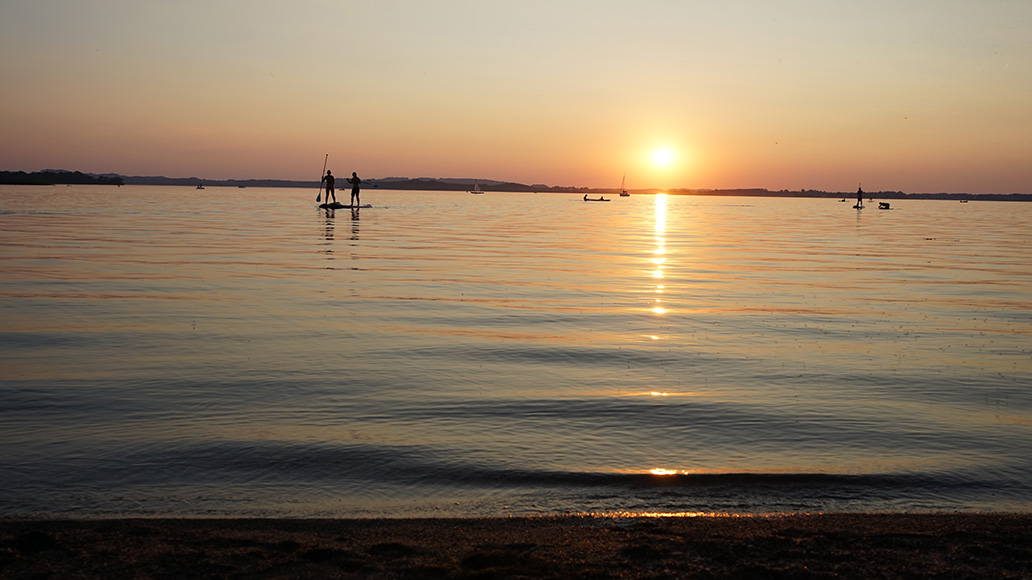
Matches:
[1,185,1030,517]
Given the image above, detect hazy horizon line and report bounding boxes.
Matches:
[7,168,1031,197]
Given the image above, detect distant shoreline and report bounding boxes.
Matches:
[3,170,1030,200]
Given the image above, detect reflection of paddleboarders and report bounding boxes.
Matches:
[347,172,362,207]
[322,170,336,204]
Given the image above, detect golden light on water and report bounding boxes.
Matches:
[645,390,699,397]
[588,509,733,518]
[654,194,667,234]
[650,193,668,316]
[650,468,679,476]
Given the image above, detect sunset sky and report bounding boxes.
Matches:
[2,1,1030,193]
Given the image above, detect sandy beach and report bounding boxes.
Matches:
[2,514,1030,579]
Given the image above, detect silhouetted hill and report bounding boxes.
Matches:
[0,170,123,186]
[119,175,310,188]
[4,169,1030,200]
[665,189,1032,201]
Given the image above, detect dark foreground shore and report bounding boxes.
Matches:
[2,514,1030,579]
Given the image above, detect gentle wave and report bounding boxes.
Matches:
[3,436,1024,517]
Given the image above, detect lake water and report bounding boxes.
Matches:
[1,185,1030,518]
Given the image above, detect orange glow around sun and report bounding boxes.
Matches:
[650,147,676,168]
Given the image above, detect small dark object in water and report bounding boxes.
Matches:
[879,202,891,209]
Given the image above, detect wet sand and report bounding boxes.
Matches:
[2,514,1030,579]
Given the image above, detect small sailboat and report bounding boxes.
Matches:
[469,180,484,194]
[619,174,629,197]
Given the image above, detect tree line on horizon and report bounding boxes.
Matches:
[2,169,1029,200]
[0,170,124,186]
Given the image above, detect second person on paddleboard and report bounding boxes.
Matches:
[347,172,362,207]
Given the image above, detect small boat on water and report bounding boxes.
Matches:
[468,180,484,194]
[584,195,609,202]
[619,174,629,197]
[196,184,204,189]
[879,202,891,209]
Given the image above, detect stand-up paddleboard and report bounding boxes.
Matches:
[320,202,372,209]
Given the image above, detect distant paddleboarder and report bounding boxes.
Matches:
[347,172,362,207]
[856,185,864,208]
[322,170,337,204]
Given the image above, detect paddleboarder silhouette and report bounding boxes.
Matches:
[322,170,336,204]
[347,172,362,207]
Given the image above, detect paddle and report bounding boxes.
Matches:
[316,154,328,202]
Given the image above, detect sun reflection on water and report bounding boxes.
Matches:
[650,194,668,317]
[649,468,679,476]
[598,511,739,518]
[654,194,667,234]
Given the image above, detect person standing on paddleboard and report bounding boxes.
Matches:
[322,170,337,204]
[347,172,362,207]
[856,185,864,208]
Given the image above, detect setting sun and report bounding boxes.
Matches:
[650,147,676,168]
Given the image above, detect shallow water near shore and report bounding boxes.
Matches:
[1,185,1030,517]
